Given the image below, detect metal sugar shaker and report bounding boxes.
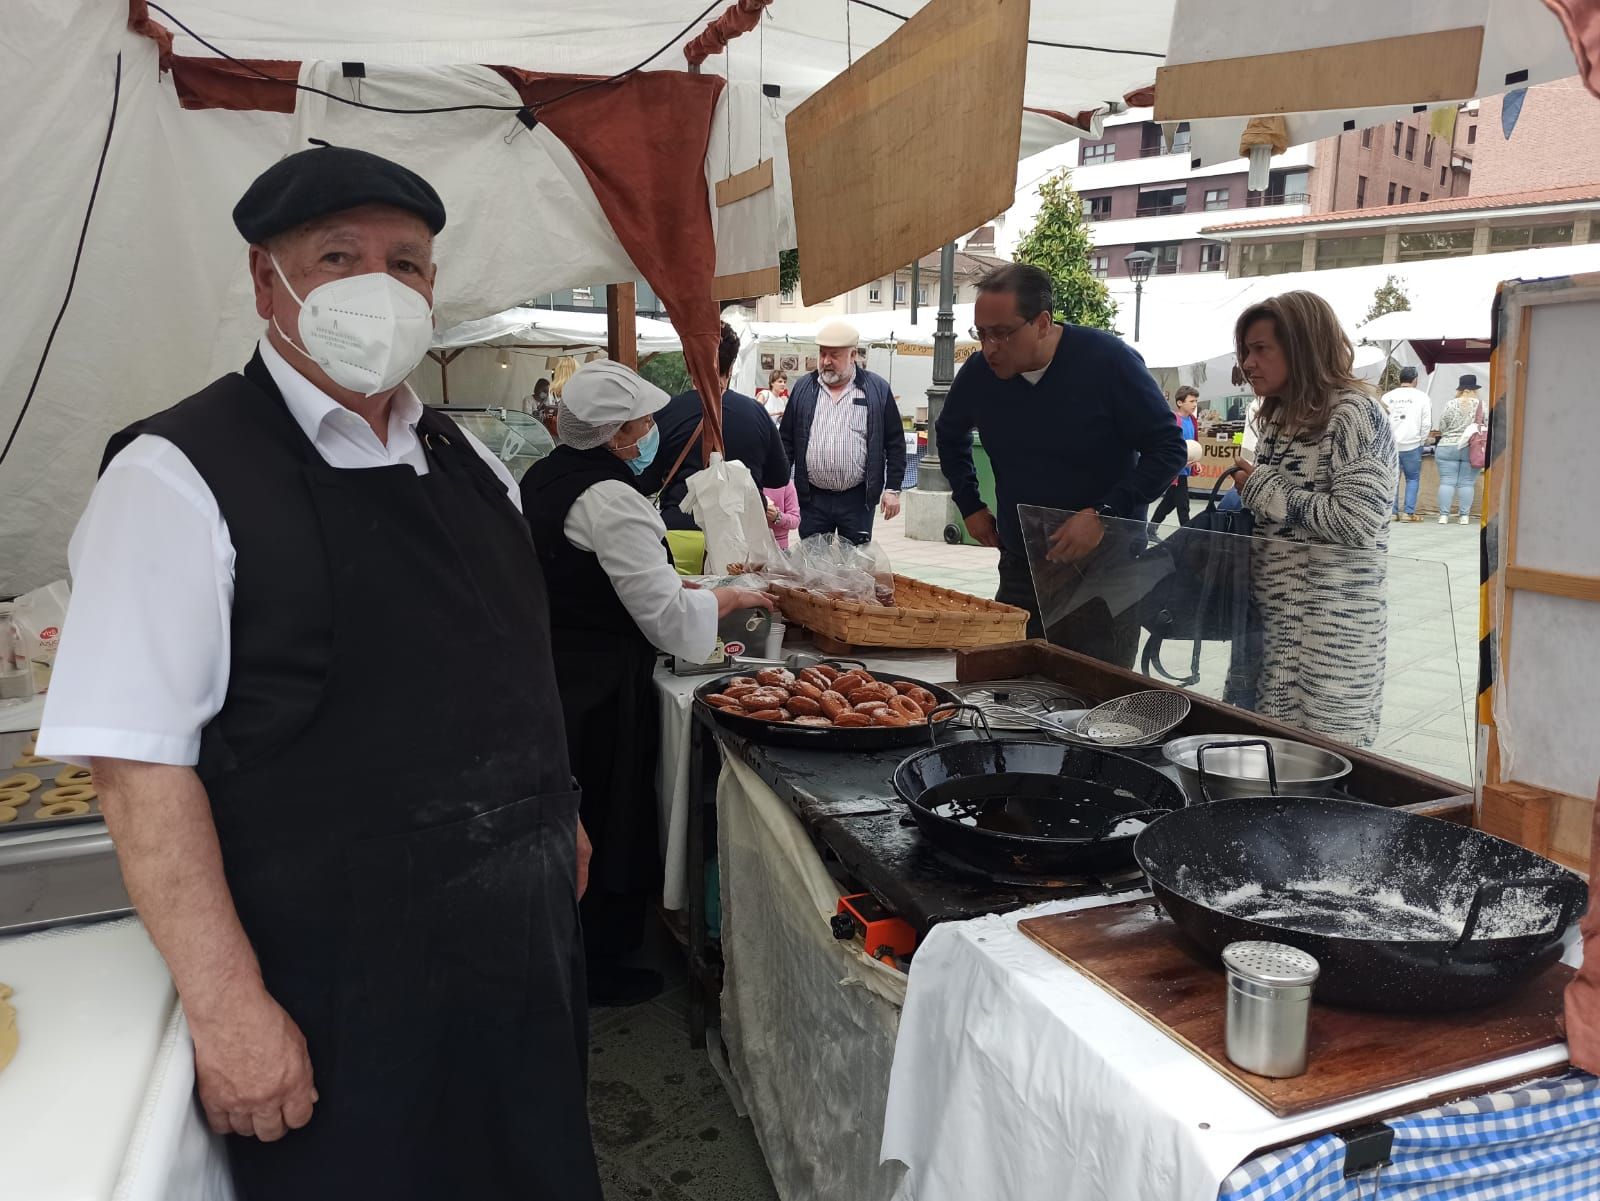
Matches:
[1222,941,1320,1079]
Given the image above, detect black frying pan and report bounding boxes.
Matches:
[693,661,960,751]
[1135,792,1587,1011]
[892,707,1185,877]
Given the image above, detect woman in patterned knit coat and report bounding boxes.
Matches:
[1232,292,1398,748]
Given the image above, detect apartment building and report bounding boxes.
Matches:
[1057,109,1318,280]
[755,246,1006,322]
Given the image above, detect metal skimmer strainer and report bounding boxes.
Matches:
[1076,690,1191,747]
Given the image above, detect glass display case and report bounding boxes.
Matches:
[439,406,555,479]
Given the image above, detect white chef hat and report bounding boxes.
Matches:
[559,360,671,426]
[814,318,860,349]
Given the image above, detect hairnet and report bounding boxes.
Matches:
[556,401,623,451]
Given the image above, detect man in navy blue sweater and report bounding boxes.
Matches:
[936,264,1185,662]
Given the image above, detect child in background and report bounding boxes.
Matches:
[764,479,801,549]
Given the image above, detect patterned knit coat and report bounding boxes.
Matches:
[1239,390,1398,748]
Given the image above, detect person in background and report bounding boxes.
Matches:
[521,362,773,1006]
[1149,385,1201,531]
[764,477,801,549]
[1434,373,1484,525]
[532,377,551,410]
[935,263,1185,660]
[637,323,790,531]
[1233,291,1397,748]
[780,318,905,544]
[1382,365,1431,522]
[757,369,789,423]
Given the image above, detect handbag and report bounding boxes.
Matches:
[1137,468,1260,688]
[1466,400,1488,469]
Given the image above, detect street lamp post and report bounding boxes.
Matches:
[1123,249,1155,342]
[917,241,957,492]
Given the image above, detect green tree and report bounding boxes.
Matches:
[638,352,692,397]
[1013,169,1117,331]
[779,248,801,296]
[1364,274,1412,324]
[1363,275,1413,391]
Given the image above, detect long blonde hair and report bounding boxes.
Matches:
[549,355,579,400]
[1235,291,1371,437]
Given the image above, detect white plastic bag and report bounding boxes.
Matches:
[12,579,69,666]
[681,454,784,574]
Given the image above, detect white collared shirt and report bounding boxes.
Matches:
[805,370,868,492]
[37,338,519,767]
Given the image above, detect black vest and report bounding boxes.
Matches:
[520,444,658,648]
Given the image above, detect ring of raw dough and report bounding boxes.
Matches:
[0,773,40,793]
[0,789,30,808]
[54,766,93,786]
[0,806,17,824]
[12,755,53,768]
[41,785,97,805]
[35,800,90,819]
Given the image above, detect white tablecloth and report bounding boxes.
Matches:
[653,647,958,911]
[880,895,1578,1201]
[0,916,231,1201]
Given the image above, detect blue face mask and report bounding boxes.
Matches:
[622,423,660,475]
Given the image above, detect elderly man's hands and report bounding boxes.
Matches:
[192,986,317,1142]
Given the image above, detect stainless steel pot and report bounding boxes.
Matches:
[1161,735,1352,802]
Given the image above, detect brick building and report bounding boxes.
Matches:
[1306,112,1469,213]
[1201,184,1599,277]
[1470,76,1600,195]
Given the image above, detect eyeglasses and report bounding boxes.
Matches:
[968,321,1030,345]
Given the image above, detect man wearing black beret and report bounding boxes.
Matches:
[37,143,601,1199]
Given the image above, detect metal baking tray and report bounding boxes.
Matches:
[0,828,131,934]
[0,730,104,835]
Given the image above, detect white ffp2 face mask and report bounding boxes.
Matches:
[271,257,435,397]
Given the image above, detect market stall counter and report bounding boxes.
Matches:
[688,637,1600,1201]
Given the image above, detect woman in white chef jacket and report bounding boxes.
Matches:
[520,361,772,1005]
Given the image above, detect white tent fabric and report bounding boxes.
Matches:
[0,1,768,588]
[1104,243,1600,371]
[743,305,979,350]
[155,1,1179,156]
[433,308,684,352]
[1166,0,1582,168]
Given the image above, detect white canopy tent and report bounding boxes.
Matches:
[415,308,687,410]
[1,0,1186,589]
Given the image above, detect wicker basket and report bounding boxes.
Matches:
[772,573,1029,651]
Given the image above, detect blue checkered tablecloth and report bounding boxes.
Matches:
[1219,1073,1600,1201]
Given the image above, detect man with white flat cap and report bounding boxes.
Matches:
[521,361,773,1004]
[780,317,906,544]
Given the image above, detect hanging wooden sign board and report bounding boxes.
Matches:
[785,0,1029,305]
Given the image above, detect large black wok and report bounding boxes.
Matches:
[893,709,1186,878]
[1134,794,1588,1011]
[693,662,960,751]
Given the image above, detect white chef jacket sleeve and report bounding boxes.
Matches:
[457,428,522,511]
[36,435,233,767]
[562,480,719,663]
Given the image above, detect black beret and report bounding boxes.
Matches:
[232,140,446,244]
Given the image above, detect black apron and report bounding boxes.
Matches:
[107,358,601,1200]
[521,448,665,959]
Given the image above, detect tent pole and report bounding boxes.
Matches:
[607,284,639,369]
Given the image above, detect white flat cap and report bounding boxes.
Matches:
[561,360,671,425]
[814,317,860,349]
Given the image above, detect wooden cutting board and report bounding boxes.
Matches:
[1018,900,1571,1118]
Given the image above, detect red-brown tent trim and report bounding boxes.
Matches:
[123,6,729,453]
[684,0,773,67]
[1542,0,1600,98]
[495,68,728,455]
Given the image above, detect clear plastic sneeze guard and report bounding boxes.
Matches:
[1017,507,1469,782]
